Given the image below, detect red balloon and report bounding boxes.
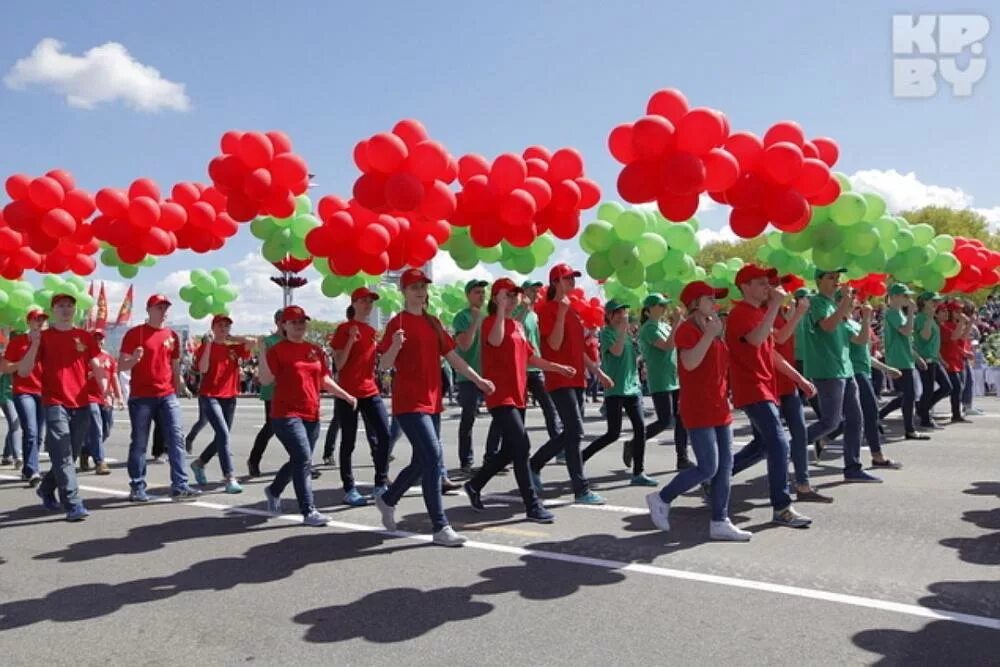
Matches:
[793,158,832,197]
[608,124,636,164]
[358,224,391,255]
[127,178,159,201]
[489,153,528,194]
[392,119,429,148]
[367,132,408,173]
[12,245,42,270]
[220,130,243,155]
[0,227,21,252]
[549,180,581,212]
[28,229,59,254]
[45,169,75,192]
[360,251,391,275]
[675,108,727,155]
[761,142,804,185]
[702,148,740,192]
[40,208,77,237]
[385,172,425,211]
[458,154,490,185]
[213,213,239,238]
[243,168,273,202]
[353,140,371,172]
[118,243,146,265]
[208,155,247,190]
[729,207,769,238]
[239,132,275,169]
[326,211,356,237]
[617,160,662,203]
[420,180,457,220]
[142,226,174,255]
[548,149,584,181]
[5,173,31,200]
[226,190,260,222]
[61,189,96,220]
[428,218,451,244]
[264,190,296,219]
[630,115,675,160]
[201,187,227,212]
[265,130,293,155]
[461,175,496,216]
[523,145,552,162]
[159,201,187,231]
[522,177,553,209]
[3,200,40,229]
[70,222,93,245]
[187,201,216,228]
[469,219,504,247]
[171,182,201,207]
[724,132,764,173]
[656,192,700,222]
[69,253,96,276]
[408,140,449,182]
[810,175,842,206]
[28,176,65,210]
[353,172,388,210]
[801,141,819,159]
[646,88,690,123]
[317,195,349,221]
[128,196,160,228]
[305,224,335,255]
[270,153,308,188]
[504,221,536,247]
[763,188,809,228]
[499,189,537,227]
[575,178,601,209]
[812,137,840,167]
[661,152,706,196]
[763,121,805,147]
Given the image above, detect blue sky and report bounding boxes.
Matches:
[2,2,997,330]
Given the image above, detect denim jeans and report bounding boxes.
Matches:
[962,361,974,409]
[779,393,810,487]
[335,395,391,491]
[248,400,273,466]
[456,382,482,468]
[13,393,44,478]
[196,397,237,477]
[854,373,884,455]
[732,401,793,511]
[127,394,189,491]
[382,412,449,532]
[269,417,320,516]
[469,406,543,512]
[658,424,733,522]
[582,394,646,475]
[947,370,964,419]
[878,368,917,433]
[917,362,952,423]
[82,402,105,464]
[530,387,590,496]
[644,390,689,460]
[185,402,209,446]
[39,405,89,511]
[807,377,863,472]
[2,399,21,461]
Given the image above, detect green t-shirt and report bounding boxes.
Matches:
[452,308,482,382]
[803,293,852,380]
[883,308,915,370]
[638,320,679,393]
[600,326,640,397]
[0,372,11,403]
[518,308,543,373]
[913,312,941,362]
[259,333,283,401]
[845,319,871,377]
[794,315,809,362]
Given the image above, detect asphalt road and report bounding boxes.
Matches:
[1,394,998,666]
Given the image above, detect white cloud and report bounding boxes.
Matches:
[696,226,739,246]
[430,252,496,285]
[973,206,1000,230]
[4,38,190,112]
[697,192,718,214]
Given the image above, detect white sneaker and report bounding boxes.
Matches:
[645,492,671,532]
[710,519,752,542]
[375,494,396,530]
[303,510,331,527]
[432,525,468,547]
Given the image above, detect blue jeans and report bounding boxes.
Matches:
[196,397,237,477]
[39,405,89,511]
[962,361,974,409]
[659,424,733,522]
[100,405,113,442]
[82,402,105,464]
[779,393,810,487]
[269,417,320,516]
[733,401,793,511]
[530,387,590,496]
[127,394,189,491]
[878,368,916,433]
[2,399,20,461]
[807,377,863,473]
[382,412,449,532]
[855,373,883,455]
[335,395,391,491]
[457,382,482,468]
[185,402,209,446]
[13,393,44,478]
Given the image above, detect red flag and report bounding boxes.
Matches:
[85,281,95,329]
[115,285,134,326]
[95,283,109,330]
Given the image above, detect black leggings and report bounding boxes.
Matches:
[947,370,964,419]
[582,394,646,475]
[248,401,273,465]
[917,362,952,422]
[469,406,543,512]
[643,390,689,459]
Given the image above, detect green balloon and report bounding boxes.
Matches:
[581,221,616,252]
[614,211,646,242]
[812,246,849,271]
[478,244,503,264]
[454,253,479,270]
[844,222,880,256]
[618,261,646,289]
[321,275,343,298]
[179,285,199,302]
[250,216,277,239]
[910,223,935,246]
[861,193,887,222]
[810,205,830,225]
[210,268,231,286]
[895,229,915,253]
[294,195,312,216]
[664,222,696,253]
[921,272,946,292]
[215,285,239,303]
[812,221,843,252]
[596,202,625,224]
[77,294,95,311]
[100,248,119,266]
[726,257,744,272]
[608,241,639,271]
[834,172,852,192]
[42,275,63,291]
[116,264,138,279]
[932,234,955,253]
[8,289,32,309]
[291,214,320,238]
[932,252,961,278]
[530,235,555,263]
[140,255,156,267]
[857,247,888,274]
[830,192,868,226]
[636,233,668,266]
[261,237,287,263]
[289,235,310,260]
[189,300,210,320]
[512,253,534,275]
[645,261,667,283]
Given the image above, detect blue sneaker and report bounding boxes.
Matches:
[526,505,554,523]
[129,487,150,502]
[36,487,60,511]
[342,488,368,507]
[630,473,658,487]
[372,484,389,498]
[530,469,544,493]
[170,486,202,502]
[574,491,606,506]
[844,469,883,483]
[66,505,90,522]
[224,479,243,494]
[190,461,208,486]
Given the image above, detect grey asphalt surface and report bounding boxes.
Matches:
[1,394,998,666]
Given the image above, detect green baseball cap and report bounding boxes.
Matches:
[793,288,811,298]
[814,268,847,280]
[919,291,942,301]
[642,294,671,308]
[520,280,543,289]
[888,283,915,296]
[464,279,489,293]
[604,299,629,315]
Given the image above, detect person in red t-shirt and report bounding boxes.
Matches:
[646,281,754,542]
[79,329,122,475]
[462,278,576,523]
[939,303,971,422]
[16,294,104,522]
[2,308,47,485]
[118,294,200,502]
[373,268,495,547]
[329,287,392,506]
[189,314,256,494]
[528,263,613,506]
[260,305,357,526]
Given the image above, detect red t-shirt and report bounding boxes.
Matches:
[37,328,101,408]
[197,341,249,399]
[584,335,600,364]
[725,300,778,408]
[378,312,455,416]
[86,351,118,404]
[675,319,732,429]
[330,321,379,399]
[267,339,329,421]
[482,316,533,409]
[773,314,797,397]
[120,324,181,398]
[3,334,43,395]
[538,300,586,391]
[939,321,964,373]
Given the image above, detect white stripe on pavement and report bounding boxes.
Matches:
[3,473,997,632]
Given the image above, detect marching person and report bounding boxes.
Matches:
[0,353,20,470]
[260,305,357,526]
[914,292,952,428]
[247,309,284,477]
[939,302,971,423]
[453,278,489,474]
[374,268,495,547]
[79,329,122,475]
[2,308,47,486]
[878,284,929,440]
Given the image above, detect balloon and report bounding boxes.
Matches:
[730,207,769,238]
[646,88,689,122]
[28,177,65,209]
[661,152,706,195]
[761,142,804,185]
[239,132,274,169]
[384,172,424,210]
[657,192,699,222]
[675,108,727,155]
[489,153,528,194]
[366,132,409,173]
[614,211,647,242]
[548,149,584,181]
[270,153,308,187]
[40,209,76,237]
[763,121,805,147]
[630,115,675,159]
[702,148,740,192]
[617,160,662,203]
[812,138,840,167]
[636,232,668,265]
[608,124,636,164]
[829,192,867,226]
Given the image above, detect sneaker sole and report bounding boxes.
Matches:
[774,520,812,528]
[525,515,555,524]
[433,539,467,547]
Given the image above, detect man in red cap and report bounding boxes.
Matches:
[1,308,48,486]
[119,294,200,501]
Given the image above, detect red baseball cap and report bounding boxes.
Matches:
[26,308,48,322]
[147,294,172,308]
[279,305,310,323]
[680,281,728,308]
[400,268,432,289]
[490,277,523,298]
[351,287,380,302]
[93,329,106,339]
[548,263,581,283]
[211,314,233,326]
[780,274,805,292]
[50,293,77,307]
[734,264,779,287]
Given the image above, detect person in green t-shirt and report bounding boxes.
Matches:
[580,301,657,487]
[453,279,489,472]
[913,292,953,428]
[636,294,691,470]
[1,353,22,467]
[877,284,929,439]
[247,310,286,477]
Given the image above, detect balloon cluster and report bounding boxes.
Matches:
[99,243,157,279]
[532,287,605,329]
[33,275,95,318]
[250,195,319,263]
[580,202,701,289]
[1,170,99,277]
[845,274,889,301]
[168,182,239,253]
[207,130,310,222]
[92,178,186,264]
[178,269,239,319]
[453,146,600,248]
[0,277,36,328]
[442,226,557,274]
[945,237,1000,293]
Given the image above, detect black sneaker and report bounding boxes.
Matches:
[310,467,322,480]
[677,457,694,470]
[247,459,261,478]
[904,431,930,440]
[526,505,555,523]
[464,482,484,511]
